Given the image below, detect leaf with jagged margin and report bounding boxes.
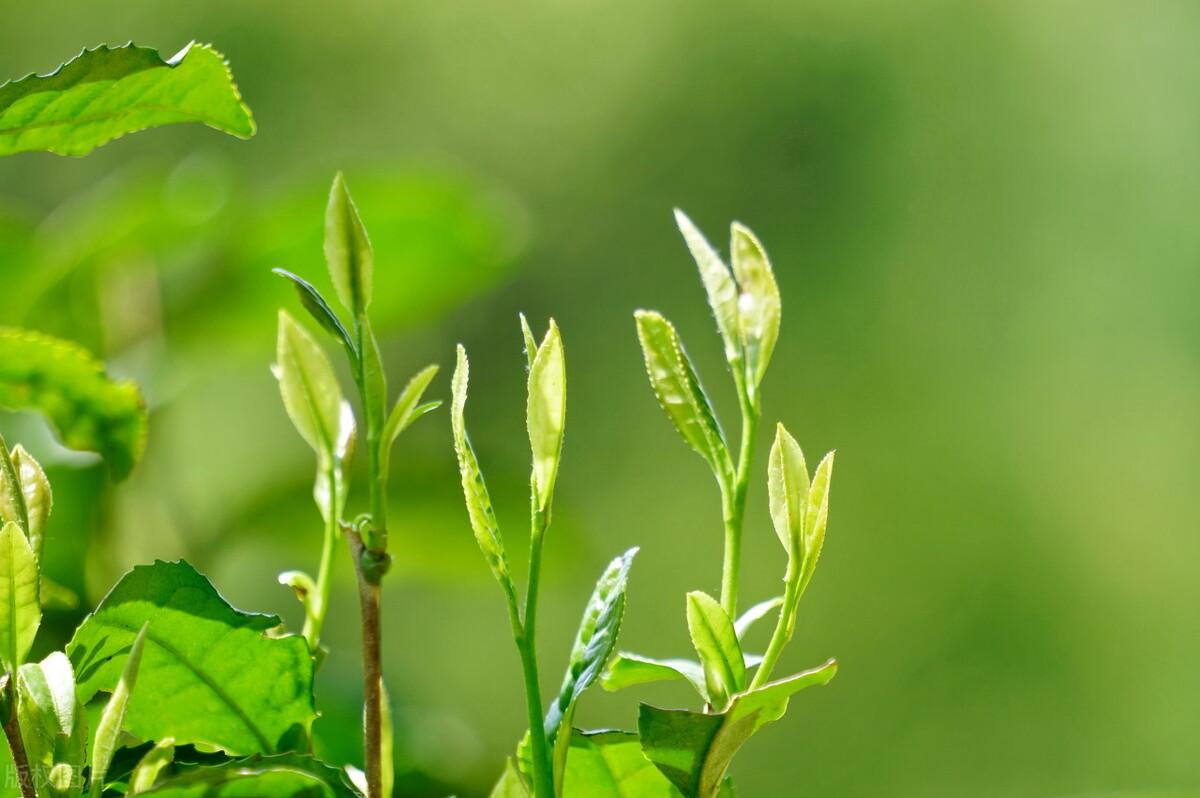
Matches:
[674,211,741,367]
[135,754,358,798]
[767,425,809,556]
[638,660,838,797]
[0,521,40,672]
[526,320,566,513]
[685,592,744,711]
[799,451,834,592]
[546,548,638,786]
[0,42,254,157]
[0,444,52,557]
[729,224,780,392]
[633,312,732,486]
[450,346,513,590]
[17,651,87,798]
[0,328,147,479]
[67,560,316,757]
[324,172,373,316]
[128,739,176,795]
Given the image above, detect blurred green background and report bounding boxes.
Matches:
[3,1,1200,795]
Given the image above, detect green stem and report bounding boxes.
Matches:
[303,460,341,651]
[3,677,36,798]
[517,509,554,798]
[719,395,759,618]
[750,561,800,690]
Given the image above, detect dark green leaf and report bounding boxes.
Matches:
[272,269,357,363]
[136,754,357,798]
[633,312,731,486]
[0,328,147,479]
[67,560,316,756]
[0,42,255,157]
[638,660,838,797]
[0,521,40,672]
[324,173,373,316]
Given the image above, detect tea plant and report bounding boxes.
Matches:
[597,211,839,796]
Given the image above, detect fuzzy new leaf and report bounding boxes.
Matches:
[527,320,566,512]
[17,651,86,798]
[729,224,781,391]
[686,591,745,709]
[275,311,345,460]
[0,42,254,157]
[90,621,149,796]
[0,328,147,479]
[767,425,808,556]
[0,521,40,672]
[450,346,512,588]
[675,210,742,366]
[324,172,374,315]
[634,311,732,484]
[800,452,834,590]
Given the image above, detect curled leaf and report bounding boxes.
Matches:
[272,268,357,363]
[686,591,745,709]
[128,738,176,795]
[730,223,781,392]
[383,364,441,447]
[526,320,566,512]
[800,451,834,591]
[0,327,147,479]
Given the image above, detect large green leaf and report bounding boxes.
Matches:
[561,730,678,797]
[0,328,147,479]
[0,521,40,672]
[67,560,315,756]
[16,651,87,798]
[135,754,357,798]
[638,660,838,797]
[526,320,566,513]
[0,42,254,157]
[633,312,731,486]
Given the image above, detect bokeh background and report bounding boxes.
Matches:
[3,2,1200,796]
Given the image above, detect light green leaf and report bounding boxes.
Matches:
[277,570,317,618]
[800,452,834,591]
[685,591,744,710]
[733,597,783,640]
[17,651,86,798]
[674,210,741,367]
[729,224,781,391]
[2,445,52,557]
[450,346,512,589]
[275,311,345,460]
[546,549,638,766]
[0,328,147,479]
[767,424,808,556]
[324,172,373,316]
[526,320,566,512]
[67,560,316,756]
[633,312,732,485]
[128,739,176,795]
[136,754,357,798]
[382,365,441,447]
[603,652,709,698]
[0,521,40,672]
[638,659,837,797]
[90,621,148,796]
[519,314,539,371]
[489,757,530,798]
[561,730,679,797]
[0,42,254,157]
[272,269,357,364]
[40,576,80,611]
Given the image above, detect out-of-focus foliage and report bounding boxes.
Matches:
[3,1,1200,796]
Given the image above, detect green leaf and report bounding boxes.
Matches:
[526,320,566,512]
[135,754,357,798]
[324,172,373,316]
[271,269,357,363]
[603,652,708,698]
[128,739,176,795]
[489,757,530,798]
[16,651,87,798]
[545,549,638,766]
[633,312,732,485]
[382,365,441,447]
[0,328,147,479]
[519,314,539,371]
[800,451,834,591]
[0,42,255,157]
[450,346,513,589]
[0,444,52,557]
[0,521,40,672]
[729,224,780,392]
[767,424,808,556]
[638,659,837,797]
[90,621,149,796]
[732,597,782,640]
[274,311,345,460]
[41,577,80,612]
[67,560,316,756]
[674,210,741,367]
[561,730,679,797]
[685,592,744,710]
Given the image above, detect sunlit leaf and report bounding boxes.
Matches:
[0,521,40,672]
[638,660,837,797]
[674,210,741,367]
[519,314,538,371]
[90,621,149,794]
[0,42,254,157]
[274,311,345,460]
[561,730,678,797]
[767,424,808,556]
[382,365,440,447]
[67,560,316,756]
[685,591,744,710]
[733,597,782,640]
[800,452,834,591]
[729,224,780,392]
[136,754,357,798]
[0,444,52,557]
[489,757,530,798]
[0,328,146,479]
[526,320,566,512]
[633,312,731,485]
[603,652,708,698]
[324,172,373,316]
[16,651,86,798]
[128,739,176,795]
